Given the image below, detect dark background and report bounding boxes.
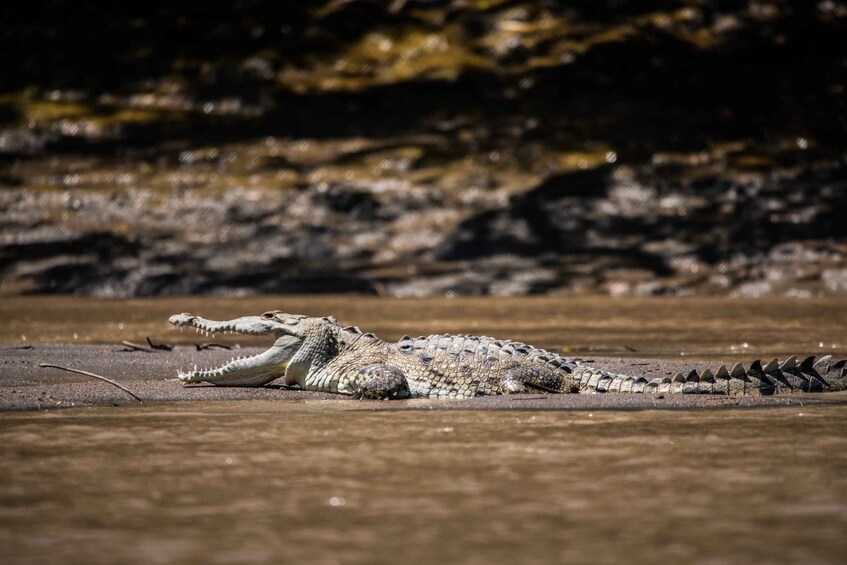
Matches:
[1,0,845,297]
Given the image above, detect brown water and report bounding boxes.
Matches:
[2,296,847,563]
[1,402,845,564]
[3,295,846,359]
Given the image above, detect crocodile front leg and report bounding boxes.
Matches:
[352,365,411,400]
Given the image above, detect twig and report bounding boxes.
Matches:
[120,340,156,352]
[147,337,173,351]
[196,343,234,351]
[38,363,143,403]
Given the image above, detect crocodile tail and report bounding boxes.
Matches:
[572,356,847,395]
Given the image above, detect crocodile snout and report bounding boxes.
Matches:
[168,313,196,326]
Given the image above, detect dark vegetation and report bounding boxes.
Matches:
[1,0,845,296]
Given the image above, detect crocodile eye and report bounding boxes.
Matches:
[261,311,275,319]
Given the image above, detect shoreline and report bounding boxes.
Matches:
[3,344,845,412]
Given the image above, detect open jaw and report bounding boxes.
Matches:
[168,313,303,386]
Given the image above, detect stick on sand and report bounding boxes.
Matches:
[38,363,143,403]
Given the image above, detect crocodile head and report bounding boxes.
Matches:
[168,311,337,386]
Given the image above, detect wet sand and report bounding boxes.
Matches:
[3,344,846,412]
[3,295,846,411]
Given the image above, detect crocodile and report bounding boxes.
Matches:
[168,311,847,399]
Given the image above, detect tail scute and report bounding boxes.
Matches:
[779,356,797,372]
[573,356,847,395]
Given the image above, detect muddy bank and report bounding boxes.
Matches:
[3,152,845,298]
[1,1,846,297]
[2,344,845,412]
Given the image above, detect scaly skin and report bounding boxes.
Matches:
[169,311,847,399]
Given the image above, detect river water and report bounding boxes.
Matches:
[1,296,846,563]
[3,295,846,358]
[1,402,845,564]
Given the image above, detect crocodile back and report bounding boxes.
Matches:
[395,334,579,397]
